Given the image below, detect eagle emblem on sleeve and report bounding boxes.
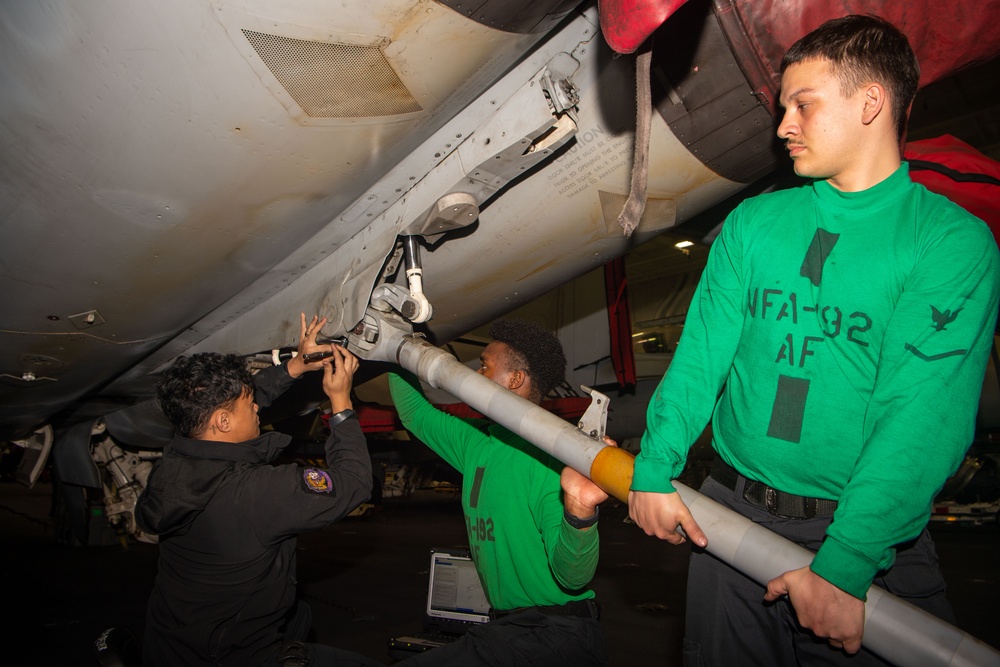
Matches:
[930,305,962,331]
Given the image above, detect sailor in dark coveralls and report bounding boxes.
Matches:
[137,314,383,667]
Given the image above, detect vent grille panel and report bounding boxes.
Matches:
[242,30,421,118]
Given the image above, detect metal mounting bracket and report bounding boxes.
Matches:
[577,385,609,440]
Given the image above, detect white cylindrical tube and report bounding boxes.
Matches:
[384,332,1000,667]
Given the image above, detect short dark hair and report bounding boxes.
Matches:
[489,319,566,402]
[781,14,920,138]
[158,353,255,437]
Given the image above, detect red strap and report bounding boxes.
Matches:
[604,257,638,388]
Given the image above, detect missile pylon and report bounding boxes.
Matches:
[349,310,1000,667]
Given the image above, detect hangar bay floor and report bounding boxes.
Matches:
[2,480,998,665]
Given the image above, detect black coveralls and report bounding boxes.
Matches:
[136,363,373,666]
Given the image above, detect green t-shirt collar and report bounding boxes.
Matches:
[812,162,911,214]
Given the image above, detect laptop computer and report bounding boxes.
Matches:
[388,547,491,656]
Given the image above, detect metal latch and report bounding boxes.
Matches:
[577,385,609,440]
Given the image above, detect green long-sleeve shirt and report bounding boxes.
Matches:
[634,163,1000,598]
[388,371,598,610]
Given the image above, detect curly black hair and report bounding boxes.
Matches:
[489,318,566,402]
[157,353,255,437]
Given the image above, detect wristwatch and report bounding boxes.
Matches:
[327,408,357,427]
[564,506,599,529]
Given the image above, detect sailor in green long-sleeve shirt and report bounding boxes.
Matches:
[390,319,608,667]
[628,15,1000,666]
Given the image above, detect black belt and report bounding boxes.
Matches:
[711,458,838,520]
[489,599,599,621]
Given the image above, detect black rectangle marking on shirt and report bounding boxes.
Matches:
[767,375,810,443]
[800,228,839,286]
[469,466,485,509]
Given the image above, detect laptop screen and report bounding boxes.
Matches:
[426,549,491,625]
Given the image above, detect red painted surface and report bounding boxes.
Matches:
[715,0,1000,117]
[598,0,689,53]
[598,0,1000,117]
[905,135,1000,246]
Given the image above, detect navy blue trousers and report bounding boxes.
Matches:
[395,607,607,667]
[683,476,955,667]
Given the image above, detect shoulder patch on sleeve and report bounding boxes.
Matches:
[301,468,334,494]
